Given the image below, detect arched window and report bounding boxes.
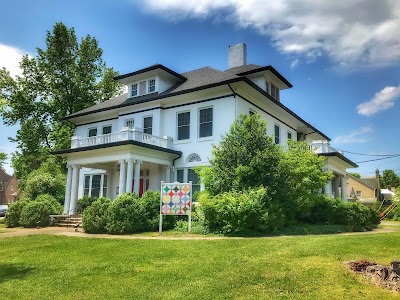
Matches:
[186,153,201,163]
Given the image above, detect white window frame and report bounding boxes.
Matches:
[287,131,292,140]
[131,83,138,97]
[271,83,280,100]
[177,111,190,141]
[175,168,201,195]
[356,191,362,198]
[102,125,112,135]
[88,127,97,137]
[265,81,270,94]
[84,174,108,198]
[148,78,156,93]
[198,106,213,139]
[143,115,153,135]
[274,124,280,144]
[125,118,134,128]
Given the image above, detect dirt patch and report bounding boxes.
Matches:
[346,260,400,292]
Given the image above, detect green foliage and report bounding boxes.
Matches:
[19,200,58,228]
[34,194,63,214]
[385,204,400,221]
[381,169,400,189]
[21,157,66,204]
[297,195,380,231]
[199,188,286,235]
[82,197,111,234]
[349,172,361,179]
[0,22,122,179]
[4,200,29,227]
[0,152,6,168]
[106,193,145,234]
[77,195,98,212]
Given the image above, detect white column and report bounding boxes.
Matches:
[134,160,141,195]
[119,159,127,195]
[126,159,134,193]
[63,165,73,214]
[325,181,333,198]
[341,175,347,202]
[165,166,171,183]
[68,164,80,214]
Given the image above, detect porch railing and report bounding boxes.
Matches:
[71,127,173,150]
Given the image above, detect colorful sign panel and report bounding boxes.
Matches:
[160,182,192,215]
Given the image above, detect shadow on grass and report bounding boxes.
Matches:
[0,263,35,283]
[225,224,357,238]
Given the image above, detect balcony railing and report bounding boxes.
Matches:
[71,127,173,150]
[310,140,340,154]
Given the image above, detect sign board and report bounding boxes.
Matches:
[159,181,192,233]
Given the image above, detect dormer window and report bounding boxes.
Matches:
[131,84,138,97]
[148,79,156,93]
[265,81,270,94]
[271,83,280,100]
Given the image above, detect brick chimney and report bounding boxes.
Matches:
[228,43,247,69]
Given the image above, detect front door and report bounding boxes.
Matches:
[132,169,149,197]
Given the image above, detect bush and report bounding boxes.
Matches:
[77,195,98,212]
[19,200,55,227]
[385,205,400,221]
[106,193,145,234]
[5,200,29,228]
[82,197,111,234]
[296,195,380,231]
[199,188,286,235]
[35,194,63,215]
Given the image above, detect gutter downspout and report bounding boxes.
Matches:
[227,83,237,119]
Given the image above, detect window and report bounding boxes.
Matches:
[177,169,184,183]
[287,131,292,140]
[199,107,213,138]
[356,191,362,198]
[177,112,190,140]
[265,81,270,94]
[148,79,156,93]
[249,109,255,115]
[188,169,201,193]
[271,83,280,100]
[102,125,112,135]
[131,84,138,97]
[84,174,108,198]
[88,128,97,137]
[143,116,153,134]
[274,124,280,144]
[125,119,134,128]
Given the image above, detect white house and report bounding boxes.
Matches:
[54,43,357,214]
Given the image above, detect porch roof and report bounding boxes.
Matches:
[52,140,182,156]
[319,152,358,168]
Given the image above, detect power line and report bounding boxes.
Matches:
[338,149,400,157]
[356,156,400,163]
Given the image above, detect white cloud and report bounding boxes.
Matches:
[333,126,373,145]
[357,85,400,116]
[0,43,29,77]
[142,0,400,68]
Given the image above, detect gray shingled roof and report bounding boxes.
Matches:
[225,64,263,75]
[361,177,378,189]
[66,67,240,118]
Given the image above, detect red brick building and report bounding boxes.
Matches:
[0,169,19,204]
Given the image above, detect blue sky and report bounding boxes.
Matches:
[0,0,399,177]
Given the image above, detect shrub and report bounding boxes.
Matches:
[5,200,29,228]
[385,205,400,221]
[19,201,55,227]
[35,194,63,215]
[82,197,111,234]
[199,188,286,235]
[296,195,380,231]
[77,195,98,212]
[106,193,145,234]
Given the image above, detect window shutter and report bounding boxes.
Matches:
[139,81,146,96]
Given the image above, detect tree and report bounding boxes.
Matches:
[349,172,361,179]
[381,169,400,189]
[0,152,6,168]
[199,114,331,201]
[0,22,122,179]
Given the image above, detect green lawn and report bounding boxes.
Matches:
[1,233,400,299]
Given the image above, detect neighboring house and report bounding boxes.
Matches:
[54,43,357,215]
[0,169,19,204]
[347,174,377,206]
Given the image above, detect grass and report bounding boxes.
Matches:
[1,232,400,299]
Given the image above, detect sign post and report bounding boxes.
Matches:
[159,181,192,234]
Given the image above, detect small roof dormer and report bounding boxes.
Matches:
[114,64,187,98]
